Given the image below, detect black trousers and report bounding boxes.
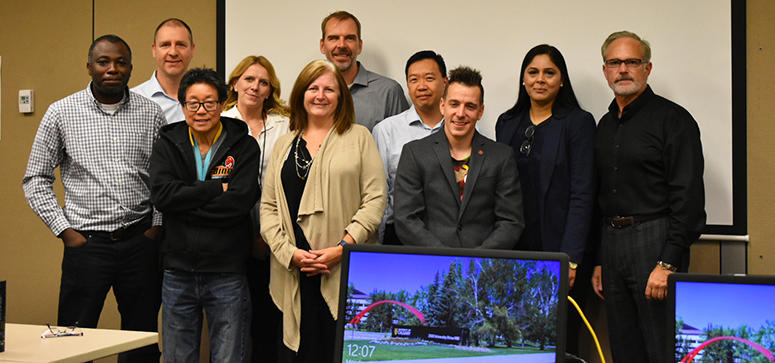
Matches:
[279,273,336,363]
[566,257,594,357]
[601,217,687,363]
[59,227,161,363]
[247,257,282,363]
[381,223,401,245]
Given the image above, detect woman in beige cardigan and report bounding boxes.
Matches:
[260,59,386,363]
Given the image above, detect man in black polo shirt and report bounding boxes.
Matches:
[591,31,706,363]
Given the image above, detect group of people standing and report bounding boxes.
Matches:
[22,10,704,363]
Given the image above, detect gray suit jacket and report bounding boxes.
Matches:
[394,130,524,249]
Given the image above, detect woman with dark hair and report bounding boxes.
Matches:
[495,44,596,288]
[222,55,290,363]
[150,67,259,362]
[260,59,386,363]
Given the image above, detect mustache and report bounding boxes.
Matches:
[615,76,634,82]
[332,48,352,57]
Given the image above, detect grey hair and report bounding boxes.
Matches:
[601,31,651,62]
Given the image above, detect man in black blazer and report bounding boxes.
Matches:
[394,66,524,248]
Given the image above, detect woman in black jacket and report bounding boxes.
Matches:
[495,45,596,359]
[495,44,596,288]
[150,68,260,363]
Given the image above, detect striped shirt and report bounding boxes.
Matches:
[23,84,166,235]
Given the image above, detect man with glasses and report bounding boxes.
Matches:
[133,18,196,124]
[591,31,706,363]
[393,66,524,248]
[23,34,166,362]
[150,68,259,362]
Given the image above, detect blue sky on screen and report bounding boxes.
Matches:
[676,281,775,330]
[345,251,560,296]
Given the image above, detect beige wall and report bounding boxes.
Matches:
[0,1,215,361]
[1,0,773,362]
[747,0,775,275]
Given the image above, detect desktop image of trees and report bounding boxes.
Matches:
[675,319,775,363]
[343,255,561,361]
[673,282,775,363]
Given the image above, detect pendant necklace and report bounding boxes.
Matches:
[294,133,312,180]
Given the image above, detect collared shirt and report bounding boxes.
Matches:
[220,107,290,187]
[596,85,706,267]
[132,71,185,124]
[350,62,409,131]
[372,105,443,224]
[23,84,166,235]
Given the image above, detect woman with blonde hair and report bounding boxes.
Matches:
[223,55,290,185]
[261,59,386,363]
[223,55,290,363]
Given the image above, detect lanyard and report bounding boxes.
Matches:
[189,124,223,181]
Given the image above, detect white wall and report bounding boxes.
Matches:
[225,0,733,226]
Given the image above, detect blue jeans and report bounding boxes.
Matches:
[162,270,251,363]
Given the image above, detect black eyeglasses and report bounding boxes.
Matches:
[519,125,535,156]
[604,58,647,70]
[183,101,219,112]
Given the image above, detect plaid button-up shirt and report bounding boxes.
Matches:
[23,84,166,235]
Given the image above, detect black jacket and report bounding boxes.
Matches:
[150,117,260,273]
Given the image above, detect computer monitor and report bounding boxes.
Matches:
[667,273,775,362]
[335,244,568,363]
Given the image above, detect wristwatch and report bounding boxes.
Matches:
[337,240,349,247]
[656,260,678,272]
[569,261,578,270]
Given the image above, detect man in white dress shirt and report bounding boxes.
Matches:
[372,50,447,244]
[133,18,195,124]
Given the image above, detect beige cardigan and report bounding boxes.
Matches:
[260,124,386,352]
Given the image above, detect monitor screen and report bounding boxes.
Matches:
[668,273,775,362]
[335,245,568,363]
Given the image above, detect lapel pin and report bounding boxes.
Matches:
[478,150,483,155]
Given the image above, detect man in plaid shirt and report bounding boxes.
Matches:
[22,34,165,363]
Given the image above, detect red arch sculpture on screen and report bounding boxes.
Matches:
[348,300,426,326]
[680,336,774,362]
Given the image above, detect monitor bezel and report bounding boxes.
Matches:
[666,272,775,362]
[334,244,569,363]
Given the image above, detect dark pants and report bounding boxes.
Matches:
[278,273,336,363]
[59,228,161,363]
[247,257,282,363]
[566,254,594,357]
[382,223,401,245]
[601,217,687,363]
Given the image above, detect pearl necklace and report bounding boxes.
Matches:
[294,134,312,180]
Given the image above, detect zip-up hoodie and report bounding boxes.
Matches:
[150,117,260,273]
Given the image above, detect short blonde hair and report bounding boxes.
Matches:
[223,55,290,117]
[601,31,651,62]
[288,60,354,135]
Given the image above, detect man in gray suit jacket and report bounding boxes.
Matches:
[394,66,524,249]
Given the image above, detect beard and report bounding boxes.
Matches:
[329,48,356,72]
[611,77,645,96]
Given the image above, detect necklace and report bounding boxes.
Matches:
[294,133,312,180]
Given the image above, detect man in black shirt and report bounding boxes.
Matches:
[591,31,706,363]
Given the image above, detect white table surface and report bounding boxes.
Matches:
[0,323,158,363]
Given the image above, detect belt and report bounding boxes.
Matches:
[80,215,152,242]
[605,214,664,228]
